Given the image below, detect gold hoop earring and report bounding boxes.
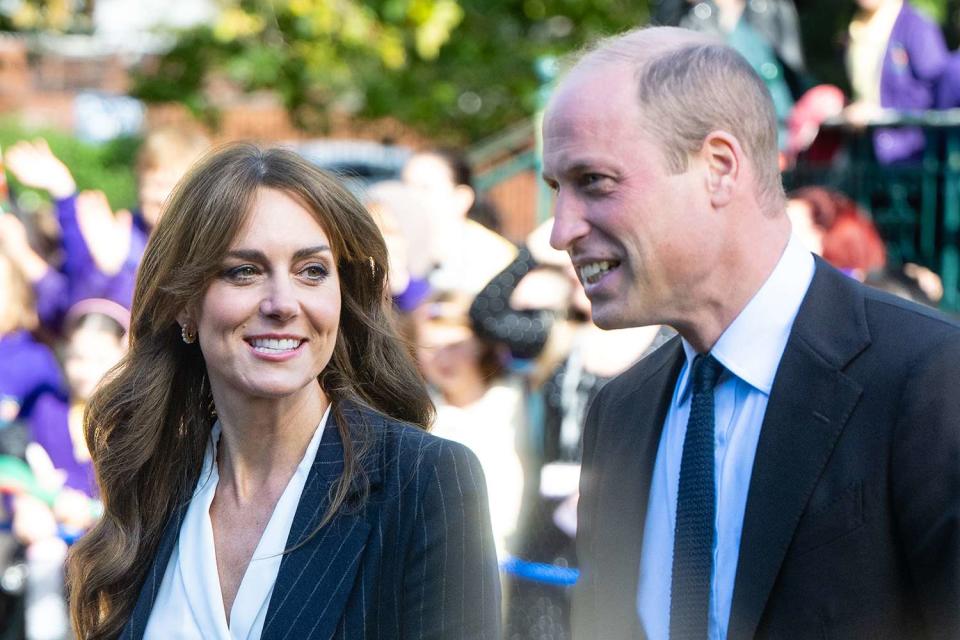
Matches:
[181,324,197,344]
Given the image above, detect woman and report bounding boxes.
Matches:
[786,186,886,279]
[401,148,516,296]
[417,292,525,560]
[67,144,500,639]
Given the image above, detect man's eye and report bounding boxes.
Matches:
[581,174,607,188]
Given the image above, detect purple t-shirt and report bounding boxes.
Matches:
[28,392,96,497]
[33,195,149,328]
[0,330,65,424]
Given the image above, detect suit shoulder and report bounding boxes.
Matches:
[861,285,960,346]
[366,411,484,488]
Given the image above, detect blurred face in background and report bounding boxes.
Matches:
[64,320,127,401]
[0,253,14,334]
[402,153,475,224]
[786,198,825,255]
[138,164,194,228]
[417,315,489,407]
[0,251,31,335]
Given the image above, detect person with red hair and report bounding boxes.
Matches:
[786,186,887,279]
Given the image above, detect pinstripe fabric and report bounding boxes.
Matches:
[120,402,501,639]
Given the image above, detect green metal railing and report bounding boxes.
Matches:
[784,111,960,311]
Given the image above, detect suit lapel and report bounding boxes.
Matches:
[260,405,374,640]
[595,338,684,639]
[119,496,192,640]
[728,260,869,639]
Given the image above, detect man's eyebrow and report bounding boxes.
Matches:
[543,161,602,183]
[225,245,331,262]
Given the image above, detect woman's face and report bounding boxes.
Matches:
[188,187,342,405]
[417,320,485,400]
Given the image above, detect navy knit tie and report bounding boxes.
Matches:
[669,353,725,640]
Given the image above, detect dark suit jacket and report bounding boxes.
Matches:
[573,259,960,639]
[120,403,501,640]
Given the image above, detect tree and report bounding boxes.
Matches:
[131,0,646,143]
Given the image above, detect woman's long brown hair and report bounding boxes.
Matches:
[67,144,434,639]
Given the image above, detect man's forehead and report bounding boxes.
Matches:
[545,67,638,131]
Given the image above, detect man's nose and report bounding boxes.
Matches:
[550,192,590,251]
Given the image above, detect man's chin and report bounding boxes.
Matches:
[589,303,635,331]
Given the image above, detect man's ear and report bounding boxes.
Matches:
[700,131,742,209]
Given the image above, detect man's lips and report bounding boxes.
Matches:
[576,259,621,286]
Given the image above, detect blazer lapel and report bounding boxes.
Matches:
[119,496,192,640]
[728,261,870,639]
[595,338,684,639]
[260,406,374,640]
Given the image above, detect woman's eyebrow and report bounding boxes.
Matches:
[225,245,331,262]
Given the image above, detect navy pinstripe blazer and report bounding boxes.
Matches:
[119,403,502,640]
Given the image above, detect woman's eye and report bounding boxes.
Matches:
[223,265,258,282]
[301,264,329,281]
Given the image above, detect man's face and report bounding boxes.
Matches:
[543,64,719,330]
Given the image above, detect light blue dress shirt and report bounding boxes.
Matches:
[637,236,815,640]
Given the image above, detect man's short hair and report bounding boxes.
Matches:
[577,27,785,214]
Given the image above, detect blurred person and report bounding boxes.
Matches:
[67,144,500,640]
[417,292,524,561]
[936,49,960,108]
[402,148,516,296]
[5,128,210,323]
[0,240,65,433]
[543,26,960,639]
[652,0,806,149]
[9,299,126,640]
[470,218,671,639]
[843,0,948,163]
[364,180,437,313]
[786,186,887,279]
[782,85,846,166]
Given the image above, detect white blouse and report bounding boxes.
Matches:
[144,408,330,640]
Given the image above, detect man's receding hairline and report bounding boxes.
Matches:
[574,27,720,76]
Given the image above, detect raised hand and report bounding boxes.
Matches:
[75,190,132,276]
[0,212,51,282]
[5,138,77,199]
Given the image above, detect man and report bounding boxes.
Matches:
[542,26,959,639]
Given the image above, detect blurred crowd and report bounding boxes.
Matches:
[0,0,959,635]
[655,0,960,167]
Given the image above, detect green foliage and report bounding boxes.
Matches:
[129,0,960,143]
[0,0,94,33]
[0,120,140,212]
[131,0,647,143]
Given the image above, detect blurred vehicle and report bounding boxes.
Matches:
[288,139,411,197]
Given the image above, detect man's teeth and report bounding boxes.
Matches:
[251,338,301,352]
[580,261,616,284]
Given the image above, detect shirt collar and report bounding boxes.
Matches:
[677,234,815,403]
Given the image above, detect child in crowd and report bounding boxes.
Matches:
[4,127,209,328]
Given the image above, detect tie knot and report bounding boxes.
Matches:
[691,354,724,393]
